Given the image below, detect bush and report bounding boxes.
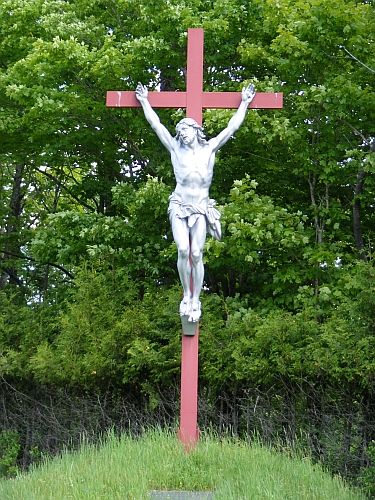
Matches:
[0,429,20,477]
[359,440,375,497]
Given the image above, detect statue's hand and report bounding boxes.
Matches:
[242,83,256,103]
[135,82,148,101]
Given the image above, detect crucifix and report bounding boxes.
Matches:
[107,28,283,450]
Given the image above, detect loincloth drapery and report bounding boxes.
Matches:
[168,192,222,241]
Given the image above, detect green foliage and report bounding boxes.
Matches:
[206,175,314,306]
[312,262,375,389]
[0,290,61,380]
[199,261,375,393]
[0,430,20,478]
[24,264,182,392]
[359,440,375,497]
[198,295,318,390]
[31,176,173,279]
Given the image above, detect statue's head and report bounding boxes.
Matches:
[175,118,207,145]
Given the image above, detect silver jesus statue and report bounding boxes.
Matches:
[136,83,256,323]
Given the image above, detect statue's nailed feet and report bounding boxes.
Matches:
[179,298,190,316]
[180,299,201,323]
[188,301,201,323]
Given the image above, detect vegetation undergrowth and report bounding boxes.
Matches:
[0,430,367,500]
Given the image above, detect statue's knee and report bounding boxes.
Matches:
[178,247,190,260]
[191,249,202,264]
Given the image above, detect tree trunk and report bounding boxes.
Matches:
[0,164,25,288]
[43,182,61,301]
[353,168,367,262]
[308,172,328,322]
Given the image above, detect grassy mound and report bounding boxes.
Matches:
[0,430,367,499]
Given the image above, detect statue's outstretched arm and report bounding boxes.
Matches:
[210,83,256,152]
[135,83,174,152]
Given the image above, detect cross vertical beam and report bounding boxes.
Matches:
[186,28,204,125]
[178,325,199,450]
[177,28,204,450]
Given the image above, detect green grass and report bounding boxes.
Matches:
[0,430,367,500]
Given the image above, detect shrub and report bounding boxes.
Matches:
[0,429,20,477]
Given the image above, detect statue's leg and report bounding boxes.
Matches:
[171,216,191,314]
[189,215,206,322]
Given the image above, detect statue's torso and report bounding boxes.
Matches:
[171,141,215,205]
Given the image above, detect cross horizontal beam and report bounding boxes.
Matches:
[106,91,283,109]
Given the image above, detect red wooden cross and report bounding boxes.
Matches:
[106,28,283,451]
